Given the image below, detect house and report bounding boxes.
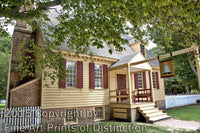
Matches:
[6,9,170,128]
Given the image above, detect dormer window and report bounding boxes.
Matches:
[114,47,121,53]
[140,44,146,57]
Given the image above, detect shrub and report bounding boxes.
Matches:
[197,99,200,104]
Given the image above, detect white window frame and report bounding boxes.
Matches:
[95,64,103,89]
[114,46,121,53]
[66,61,76,88]
[94,106,105,121]
[137,72,143,89]
[64,108,78,125]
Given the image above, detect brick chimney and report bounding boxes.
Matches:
[5,20,36,108]
[10,20,36,89]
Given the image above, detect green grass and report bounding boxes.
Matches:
[44,121,195,133]
[164,104,200,122]
[0,103,5,109]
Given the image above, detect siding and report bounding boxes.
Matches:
[152,69,165,101]
[41,56,114,109]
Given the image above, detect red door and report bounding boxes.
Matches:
[117,74,127,102]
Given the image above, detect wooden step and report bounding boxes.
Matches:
[147,113,167,119]
[142,108,159,113]
[139,106,155,110]
[146,110,163,116]
[136,103,155,108]
[149,115,171,122]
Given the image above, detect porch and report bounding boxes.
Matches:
[108,52,168,123]
[109,52,155,106]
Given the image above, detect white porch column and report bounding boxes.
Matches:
[127,63,132,104]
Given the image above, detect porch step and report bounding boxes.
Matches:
[149,115,171,122]
[142,108,159,113]
[139,106,154,110]
[147,112,167,118]
[146,110,163,116]
[137,102,170,123]
[136,102,155,108]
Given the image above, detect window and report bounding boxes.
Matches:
[66,61,76,87]
[140,44,145,57]
[152,72,156,88]
[95,64,102,88]
[138,72,143,88]
[65,108,77,123]
[95,107,104,120]
[114,47,121,52]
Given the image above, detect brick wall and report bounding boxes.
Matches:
[41,105,110,131]
[10,79,41,107]
[156,100,166,110]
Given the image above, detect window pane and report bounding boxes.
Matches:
[137,72,143,88]
[95,64,102,88]
[95,107,103,119]
[66,61,76,87]
[66,109,76,122]
[152,72,156,88]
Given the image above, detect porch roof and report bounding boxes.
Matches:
[110,52,139,68]
[110,52,152,71]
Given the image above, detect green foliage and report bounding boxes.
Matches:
[0,103,5,109]
[0,34,11,99]
[149,21,199,94]
[0,0,199,84]
[164,77,186,95]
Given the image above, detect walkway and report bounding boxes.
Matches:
[155,118,200,130]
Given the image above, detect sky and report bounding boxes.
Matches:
[6,25,157,50]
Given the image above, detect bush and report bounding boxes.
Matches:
[197,99,200,104]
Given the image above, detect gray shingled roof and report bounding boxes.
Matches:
[110,52,139,68]
[146,50,159,67]
[44,9,159,67]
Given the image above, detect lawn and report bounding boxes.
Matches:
[164,104,200,122]
[0,103,5,109]
[44,121,195,133]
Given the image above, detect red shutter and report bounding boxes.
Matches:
[143,71,146,89]
[156,72,160,89]
[77,61,83,88]
[134,73,138,89]
[59,59,66,88]
[103,64,108,89]
[89,63,95,89]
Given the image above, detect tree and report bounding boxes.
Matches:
[149,31,199,94]
[0,33,11,99]
[0,0,199,83]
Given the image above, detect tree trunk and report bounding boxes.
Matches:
[185,85,189,94]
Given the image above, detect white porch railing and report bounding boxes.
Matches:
[165,94,200,109]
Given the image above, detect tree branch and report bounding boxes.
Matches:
[188,57,198,77]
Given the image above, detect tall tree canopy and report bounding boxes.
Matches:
[150,45,198,95]
[0,33,11,99]
[0,0,199,82]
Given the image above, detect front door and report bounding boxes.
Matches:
[117,74,127,101]
[117,74,126,90]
